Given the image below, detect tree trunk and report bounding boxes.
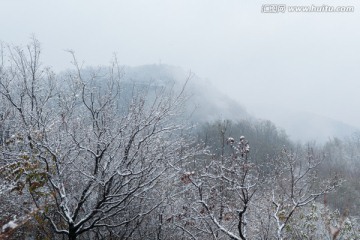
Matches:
[238,205,247,240]
[68,227,77,240]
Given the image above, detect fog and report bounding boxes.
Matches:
[1,0,360,139]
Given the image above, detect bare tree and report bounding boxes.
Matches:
[0,39,194,239]
[179,121,342,240]
[268,148,340,240]
[180,120,260,240]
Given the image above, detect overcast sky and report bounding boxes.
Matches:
[1,0,360,129]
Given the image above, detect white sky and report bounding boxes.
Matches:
[1,0,360,128]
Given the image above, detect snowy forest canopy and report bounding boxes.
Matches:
[0,40,359,240]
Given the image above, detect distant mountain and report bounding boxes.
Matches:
[122,64,250,122]
[72,64,357,143]
[249,105,359,143]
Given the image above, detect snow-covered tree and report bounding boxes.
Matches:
[0,39,194,239]
[180,122,342,240]
[178,121,261,240]
[264,147,340,240]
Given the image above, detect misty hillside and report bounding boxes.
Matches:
[121,64,250,122]
[121,64,358,143]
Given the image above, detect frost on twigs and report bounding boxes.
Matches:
[180,128,259,240]
[0,39,195,240]
[227,136,250,161]
[227,137,235,145]
[1,220,18,233]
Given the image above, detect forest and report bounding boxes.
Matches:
[0,40,359,240]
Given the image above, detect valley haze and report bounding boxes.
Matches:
[1,0,359,142]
